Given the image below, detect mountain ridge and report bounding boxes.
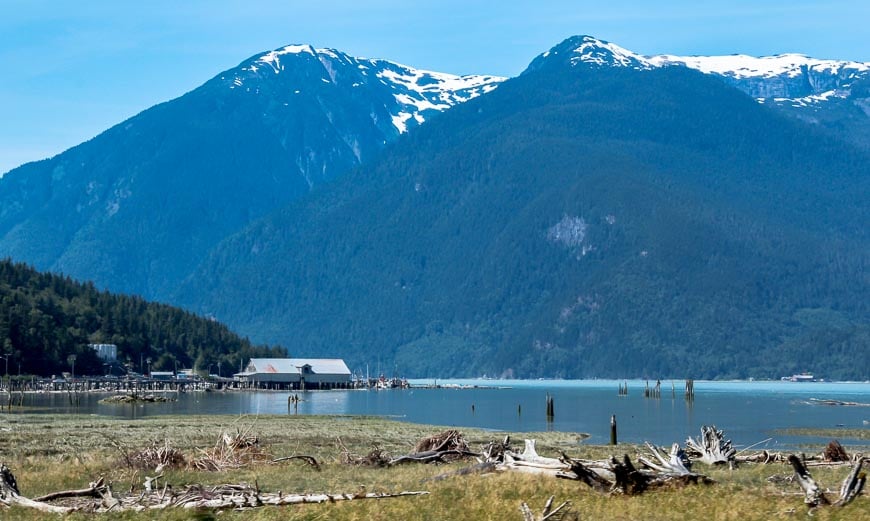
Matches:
[0,44,504,299]
[176,58,869,379]
[0,36,867,380]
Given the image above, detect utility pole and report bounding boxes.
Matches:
[0,354,9,387]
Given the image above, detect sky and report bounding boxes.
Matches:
[2,0,869,175]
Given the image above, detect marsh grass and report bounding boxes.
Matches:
[776,427,870,441]
[0,414,867,520]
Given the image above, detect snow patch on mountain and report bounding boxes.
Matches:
[540,36,870,109]
[569,38,651,68]
[648,53,869,79]
[373,63,503,132]
[232,44,506,134]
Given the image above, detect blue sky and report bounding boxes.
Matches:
[2,0,869,174]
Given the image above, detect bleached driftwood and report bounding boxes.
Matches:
[481,435,513,461]
[638,443,693,475]
[685,425,736,466]
[474,438,712,495]
[0,464,428,514]
[788,454,867,509]
[789,454,831,507]
[558,452,712,495]
[501,440,571,476]
[833,456,867,507]
[0,464,75,514]
[519,495,574,521]
[735,450,785,464]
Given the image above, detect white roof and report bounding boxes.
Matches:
[246,358,351,375]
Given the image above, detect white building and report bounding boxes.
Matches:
[89,343,118,362]
[235,358,352,389]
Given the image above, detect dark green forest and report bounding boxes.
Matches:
[178,61,869,381]
[0,259,284,377]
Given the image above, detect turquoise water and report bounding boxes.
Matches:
[9,379,870,449]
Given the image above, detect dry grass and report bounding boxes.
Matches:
[0,414,867,520]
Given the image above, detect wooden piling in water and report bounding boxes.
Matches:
[610,414,617,445]
[618,382,629,396]
[545,393,554,420]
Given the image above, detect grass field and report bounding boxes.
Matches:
[0,414,867,520]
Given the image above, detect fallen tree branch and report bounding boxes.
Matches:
[0,464,428,514]
[271,455,320,470]
[33,477,105,502]
[520,495,574,521]
[388,449,479,466]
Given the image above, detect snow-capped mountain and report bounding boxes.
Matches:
[527,36,870,144]
[226,44,503,134]
[0,44,504,300]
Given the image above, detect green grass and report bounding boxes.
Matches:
[0,414,867,520]
[776,427,870,441]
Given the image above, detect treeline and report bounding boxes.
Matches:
[0,259,284,377]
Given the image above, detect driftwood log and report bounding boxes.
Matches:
[1,464,75,514]
[637,442,693,475]
[788,454,867,508]
[385,430,479,466]
[478,438,713,496]
[389,449,480,465]
[0,463,427,514]
[685,425,736,466]
[500,440,570,477]
[270,454,321,470]
[823,440,849,462]
[519,495,575,521]
[736,450,786,464]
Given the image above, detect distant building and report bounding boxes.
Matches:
[235,358,352,389]
[176,369,196,380]
[89,344,117,362]
[150,371,174,381]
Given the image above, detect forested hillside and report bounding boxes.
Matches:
[178,52,869,380]
[0,45,500,301]
[0,259,283,376]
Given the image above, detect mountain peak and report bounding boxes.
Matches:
[521,35,870,108]
[228,44,505,134]
[524,35,651,74]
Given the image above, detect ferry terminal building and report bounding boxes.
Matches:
[234,358,352,390]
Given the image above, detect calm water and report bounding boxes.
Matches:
[9,380,870,449]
